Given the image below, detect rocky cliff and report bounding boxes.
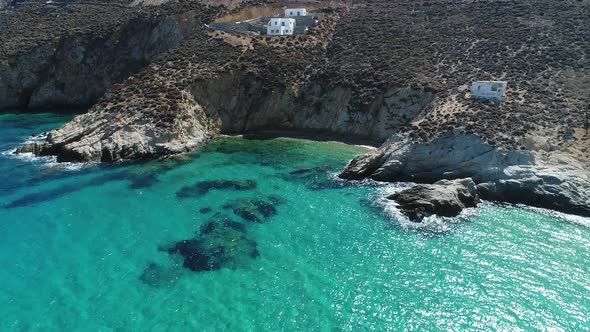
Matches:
[0,0,221,109]
[3,0,590,215]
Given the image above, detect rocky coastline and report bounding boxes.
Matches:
[2,0,589,217]
[339,132,590,217]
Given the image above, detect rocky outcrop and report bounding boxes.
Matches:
[16,90,216,162]
[388,178,479,222]
[476,160,590,217]
[340,132,590,216]
[340,132,530,182]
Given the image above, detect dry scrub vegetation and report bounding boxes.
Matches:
[2,0,588,154]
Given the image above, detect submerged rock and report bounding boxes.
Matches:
[176,179,257,198]
[199,207,213,214]
[139,262,183,288]
[267,194,287,205]
[165,216,258,272]
[284,165,347,191]
[127,157,193,190]
[128,174,159,190]
[4,171,129,208]
[289,168,316,175]
[223,198,278,223]
[389,178,479,222]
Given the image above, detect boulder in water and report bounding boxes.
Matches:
[388,178,479,222]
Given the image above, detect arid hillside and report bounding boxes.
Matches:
[1,0,588,161]
[3,0,590,215]
[326,0,589,149]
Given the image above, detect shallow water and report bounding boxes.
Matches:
[0,112,589,331]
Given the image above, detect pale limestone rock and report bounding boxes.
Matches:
[17,91,215,162]
[389,178,479,222]
[340,132,590,216]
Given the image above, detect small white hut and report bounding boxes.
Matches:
[285,8,307,17]
[471,81,508,102]
[267,18,296,35]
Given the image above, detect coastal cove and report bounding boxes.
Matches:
[5,0,589,217]
[1,112,589,330]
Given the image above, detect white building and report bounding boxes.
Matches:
[471,81,508,102]
[285,8,307,17]
[267,18,296,35]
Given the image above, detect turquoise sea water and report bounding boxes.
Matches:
[0,112,589,331]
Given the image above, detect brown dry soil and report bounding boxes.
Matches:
[1,0,589,160]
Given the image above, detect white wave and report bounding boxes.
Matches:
[374,183,590,231]
[374,182,482,235]
[6,148,55,164]
[23,133,48,144]
[519,205,590,229]
[45,159,91,171]
[2,136,90,172]
[328,172,391,188]
[1,148,17,156]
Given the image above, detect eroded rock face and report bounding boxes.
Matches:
[16,90,216,162]
[388,178,479,222]
[340,133,534,183]
[476,162,590,217]
[192,74,435,142]
[341,133,590,216]
[139,262,183,288]
[14,69,435,162]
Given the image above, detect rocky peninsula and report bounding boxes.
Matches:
[2,0,589,216]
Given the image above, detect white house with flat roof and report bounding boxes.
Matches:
[267,18,296,35]
[285,8,307,17]
[471,81,508,102]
